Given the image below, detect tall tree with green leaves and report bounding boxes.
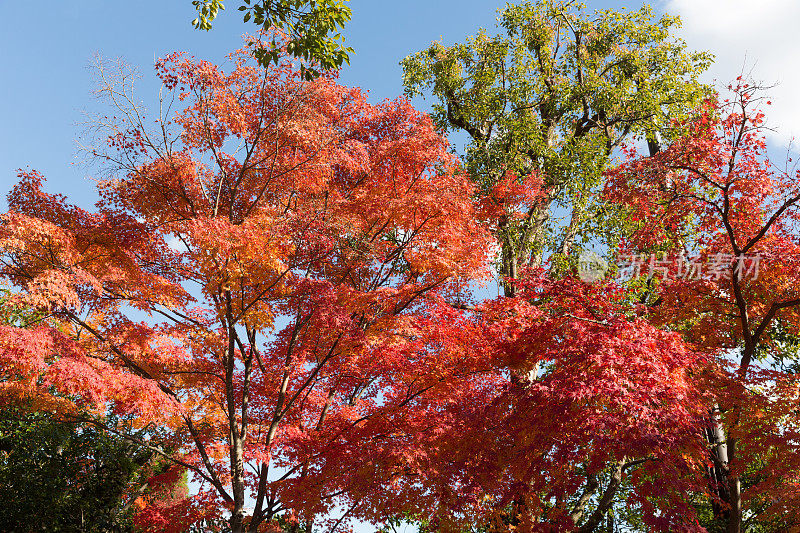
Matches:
[397,2,713,528]
[192,0,352,79]
[402,0,711,296]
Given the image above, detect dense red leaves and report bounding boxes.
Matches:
[477,170,547,223]
[605,88,800,352]
[606,84,800,528]
[359,276,710,531]
[133,467,197,533]
[0,46,490,531]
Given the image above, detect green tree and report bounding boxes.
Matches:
[0,409,155,533]
[191,0,352,79]
[402,0,711,296]
[400,2,712,529]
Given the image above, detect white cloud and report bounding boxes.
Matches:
[664,0,800,145]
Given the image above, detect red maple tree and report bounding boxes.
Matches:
[606,82,800,532]
[355,274,711,532]
[0,45,490,532]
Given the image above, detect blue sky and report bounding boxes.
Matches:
[0,0,659,210]
[2,0,798,207]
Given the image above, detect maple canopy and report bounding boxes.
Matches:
[0,45,490,532]
[347,275,711,532]
[605,83,800,532]
[4,10,800,533]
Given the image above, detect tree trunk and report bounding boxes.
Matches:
[230,435,248,533]
[726,437,742,533]
[577,460,624,533]
[706,404,743,533]
[231,508,245,533]
[706,405,731,520]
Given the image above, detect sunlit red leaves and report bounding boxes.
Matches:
[605,91,800,351]
[477,170,547,224]
[0,321,176,422]
[392,276,712,531]
[605,85,800,529]
[299,273,713,531]
[1,43,491,531]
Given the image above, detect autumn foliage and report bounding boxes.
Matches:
[605,82,800,531]
[0,46,490,531]
[3,36,800,533]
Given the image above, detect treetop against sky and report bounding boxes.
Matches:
[2,0,799,208]
[4,2,800,533]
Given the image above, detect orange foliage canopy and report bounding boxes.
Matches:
[0,47,490,531]
[605,83,800,530]
[8,45,800,533]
